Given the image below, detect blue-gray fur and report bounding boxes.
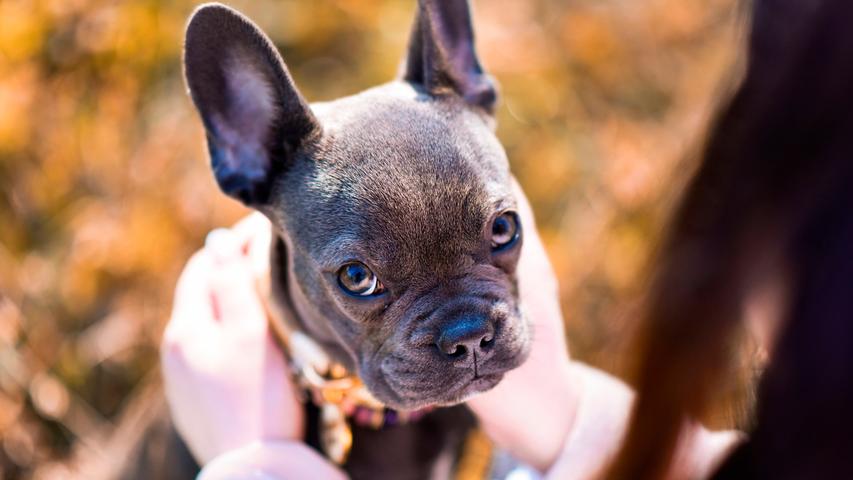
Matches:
[180,1,530,477]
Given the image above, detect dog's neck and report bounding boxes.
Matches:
[268,235,354,368]
[264,233,441,464]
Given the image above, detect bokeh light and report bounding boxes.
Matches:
[0,0,742,477]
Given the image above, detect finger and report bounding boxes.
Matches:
[230,212,272,255]
[260,334,305,440]
[165,249,218,341]
[244,219,272,279]
[204,229,268,331]
[219,215,272,278]
[205,227,243,265]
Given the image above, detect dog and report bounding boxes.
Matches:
[149,1,532,478]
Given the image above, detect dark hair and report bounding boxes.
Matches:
[609,0,853,478]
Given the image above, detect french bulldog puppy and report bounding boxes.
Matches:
[178,0,531,477]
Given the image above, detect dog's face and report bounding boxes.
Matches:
[183,1,531,410]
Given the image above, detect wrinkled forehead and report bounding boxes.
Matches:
[284,89,514,275]
[312,83,508,178]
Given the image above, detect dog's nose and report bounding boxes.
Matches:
[436,314,495,359]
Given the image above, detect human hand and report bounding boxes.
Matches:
[468,181,741,478]
[197,441,347,480]
[466,179,580,471]
[160,214,304,465]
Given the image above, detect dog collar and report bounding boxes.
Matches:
[256,275,431,464]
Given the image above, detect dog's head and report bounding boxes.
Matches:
[183,1,530,410]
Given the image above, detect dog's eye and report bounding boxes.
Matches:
[338,262,384,296]
[491,211,520,250]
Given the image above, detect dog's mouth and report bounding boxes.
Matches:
[357,304,532,411]
[381,374,502,412]
[422,371,507,408]
[449,372,504,402]
[370,362,511,411]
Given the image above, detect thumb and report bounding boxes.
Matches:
[204,228,268,332]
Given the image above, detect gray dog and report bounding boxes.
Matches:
[162,0,532,477]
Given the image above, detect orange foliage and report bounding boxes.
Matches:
[0,0,740,477]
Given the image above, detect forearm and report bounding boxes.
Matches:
[472,359,741,479]
[469,358,630,475]
[544,362,635,479]
[198,441,348,480]
[468,348,579,471]
[543,362,742,479]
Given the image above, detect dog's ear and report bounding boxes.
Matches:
[184,3,319,205]
[402,0,496,113]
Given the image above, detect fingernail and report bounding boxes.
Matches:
[205,228,241,263]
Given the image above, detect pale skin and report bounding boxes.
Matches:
[161,181,740,479]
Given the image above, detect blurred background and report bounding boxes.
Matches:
[0,0,743,477]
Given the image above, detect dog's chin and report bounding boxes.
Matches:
[371,372,506,411]
[434,372,505,406]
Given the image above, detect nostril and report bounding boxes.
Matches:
[435,314,495,359]
[449,345,467,359]
[435,341,469,359]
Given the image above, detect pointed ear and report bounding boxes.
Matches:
[184,3,320,205]
[401,0,497,113]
